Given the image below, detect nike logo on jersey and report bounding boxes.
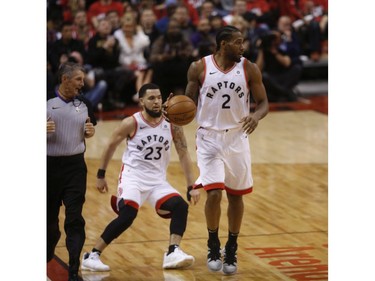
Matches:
[140,126,147,129]
[209,71,217,75]
[52,107,60,109]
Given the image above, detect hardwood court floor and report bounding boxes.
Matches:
[48,102,328,281]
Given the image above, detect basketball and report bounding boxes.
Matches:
[165,95,197,126]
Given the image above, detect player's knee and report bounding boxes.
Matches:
[160,196,188,214]
[118,201,138,223]
[207,189,222,203]
[173,197,188,216]
[164,196,188,236]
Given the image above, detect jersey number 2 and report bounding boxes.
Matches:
[222,94,230,109]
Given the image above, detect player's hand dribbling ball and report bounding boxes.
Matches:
[165,95,197,126]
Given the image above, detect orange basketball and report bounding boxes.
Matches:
[165,95,197,126]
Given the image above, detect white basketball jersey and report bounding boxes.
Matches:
[196,55,250,130]
[122,112,173,183]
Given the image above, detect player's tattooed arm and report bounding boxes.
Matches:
[172,124,197,196]
[172,124,188,154]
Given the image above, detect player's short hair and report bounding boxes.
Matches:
[215,25,240,51]
[138,83,160,98]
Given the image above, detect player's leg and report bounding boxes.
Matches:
[81,199,139,272]
[82,184,143,272]
[222,132,253,275]
[223,193,243,275]
[151,186,194,269]
[205,188,224,271]
[196,128,226,271]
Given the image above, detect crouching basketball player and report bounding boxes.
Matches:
[81,83,200,271]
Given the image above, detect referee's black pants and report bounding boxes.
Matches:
[47,153,87,274]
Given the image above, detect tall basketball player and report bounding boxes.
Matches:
[81,83,200,271]
[184,25,269,275]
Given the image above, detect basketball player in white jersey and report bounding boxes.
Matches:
[185,25,269,274]
[81,83,200,271]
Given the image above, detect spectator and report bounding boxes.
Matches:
[243,11,269,62]
[114,13,153,94]
[72,10,95,49]
[139,7,161,47]
[138,0,157,12]
[155,0,178,34]
[277,15,302,66]
[190,17,216,59]
[298,0,328,18]
[185,0,204,10]
[87,0,124,29]
[150,18,194,100]
[222,0,248,25]
[180,0,200,26]
[199,0,216,19]
[219,0,233,14]
[48,21,87,74]
[209,0,228,15]
[199,0,228,19]
[255,30,301,102]
[123,2,141,24]
[47,0,64,24]
[172,5,197,40]
[87,18,135,109]
[87,18,121,71]
[293,0,328,61]
[154,0,200,31]
[246,0,276,30]
[208,14,225,35]
[246,0,270,17]
[156,0,200,26]
[47,12,63,49]
[106,9,122,33]
[62,0,88,22]
[268,0,302,23]
[69,51,108,109]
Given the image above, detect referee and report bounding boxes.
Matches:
[47,62,96,281]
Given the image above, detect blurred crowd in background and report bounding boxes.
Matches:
[47,0,328,108]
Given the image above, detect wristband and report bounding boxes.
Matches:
[186,185,193,202]
[97,169,106,179]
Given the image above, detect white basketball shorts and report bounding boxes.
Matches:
[195,127,253,195]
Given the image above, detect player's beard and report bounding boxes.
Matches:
[232,53,241,63]
[145,105,162,118]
